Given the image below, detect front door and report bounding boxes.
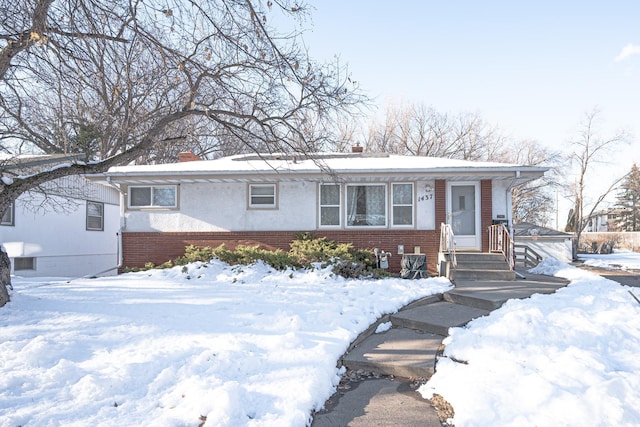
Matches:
[447,182,481,250]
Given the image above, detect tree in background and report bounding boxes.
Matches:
[0,0,365,305]
[613,164,640,231]
[563,108,630,247]
[500,140,560,226]
[357,100,560,226]
[363,101,509,160]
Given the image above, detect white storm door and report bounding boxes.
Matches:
[447,182,481,250]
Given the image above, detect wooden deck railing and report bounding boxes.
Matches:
[514,244,543,267]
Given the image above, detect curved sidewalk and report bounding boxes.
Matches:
[311,270,568,427]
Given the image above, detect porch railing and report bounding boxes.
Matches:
[440,222,457,269]
[514,244,543,268]
[489,223,514,271]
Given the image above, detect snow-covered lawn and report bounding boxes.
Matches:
[420,252,640,427]
[580,249,640,271]
[0,261,451,427]
[4,252,640,427]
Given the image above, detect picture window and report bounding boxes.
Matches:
[346,184,387,227]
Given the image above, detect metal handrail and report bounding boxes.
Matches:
[489,223,515,271]
[440,222,457,268]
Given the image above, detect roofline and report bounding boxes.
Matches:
[89,169,546,187]
[87,153,548,185]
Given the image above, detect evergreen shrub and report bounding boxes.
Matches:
[130,234,383,278]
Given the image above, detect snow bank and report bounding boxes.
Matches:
[420,257,640,426]
[0,260,451,427]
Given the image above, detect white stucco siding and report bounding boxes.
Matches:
[125,181,318,232]
[491,180,510,222]
[241,181,316,231]
[124,180,441,232]
[2,195,120,277]
[415,180,436,230]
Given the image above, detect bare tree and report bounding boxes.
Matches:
[363,101,510,161]
[564,108,630,247]
[0,0,365,305]
[499,140,561,225]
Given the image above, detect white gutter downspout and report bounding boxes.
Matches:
[506,170,521,236]
[106,176,125,269]
[507,170,526,278]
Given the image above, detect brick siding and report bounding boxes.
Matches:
[121,229,441,275]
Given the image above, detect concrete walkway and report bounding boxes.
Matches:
[311,269,568,427]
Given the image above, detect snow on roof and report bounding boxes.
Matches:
[514,222,573,237]
[106,152,548,177]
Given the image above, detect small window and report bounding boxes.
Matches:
[392,183,414,226]
[129,186,177,208]
[1,202,14,226]
[346,184,387,227]
[86,201,104,231]
[320,184,341,227]
[249,184,276,208]
[14,257,35,271]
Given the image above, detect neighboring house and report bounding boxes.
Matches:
[584,210,610,232]
[1,155,120,278]
[583,208,635,233]
[513,222,574,263]
[97,150,547,275]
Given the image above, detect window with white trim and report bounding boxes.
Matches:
[1,202,14,226]
[319,184,341,227]
[129,185,177,208]
[346,184,387,227]
[392,183,414,226]
[86,201,104,231]
[249,184,276,208]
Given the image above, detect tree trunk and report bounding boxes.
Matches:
[0,246,11,307]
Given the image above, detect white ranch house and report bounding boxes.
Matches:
[97,151,547,275]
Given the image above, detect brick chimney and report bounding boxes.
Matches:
[178,151,202,162]
[351,145,363,153]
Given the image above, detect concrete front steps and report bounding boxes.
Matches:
[450,252,516,281]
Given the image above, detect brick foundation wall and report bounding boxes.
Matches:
[121,229,442,275]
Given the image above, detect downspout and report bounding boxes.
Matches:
[507,170,526,278]
[505,170,521,236]
[106,176,125,269]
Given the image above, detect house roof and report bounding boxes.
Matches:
[1,153,119,204]
[1,153,86,173]
[514,222,573,238]
[99,152,548,185]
